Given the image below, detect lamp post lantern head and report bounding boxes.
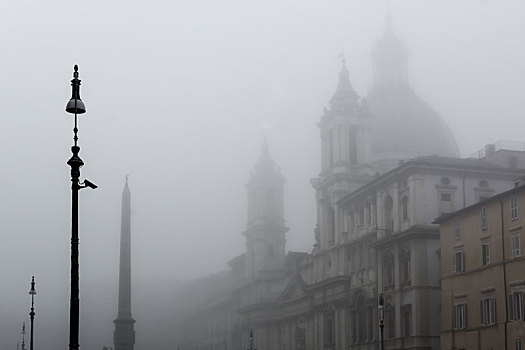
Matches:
[66,65,86,115]
[378,293,384,307]
[378,293,385,322]
[29,276,36,295]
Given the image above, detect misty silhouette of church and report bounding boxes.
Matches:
[172,22,525,350]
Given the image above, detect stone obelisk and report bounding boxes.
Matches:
[113,176,135,350]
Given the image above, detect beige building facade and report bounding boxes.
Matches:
[437,183,525,350]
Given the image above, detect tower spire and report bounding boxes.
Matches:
[329,57,359,112]
[114,176,135,350]
[254,136,277,176]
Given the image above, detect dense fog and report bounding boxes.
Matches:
[1,0,525,349]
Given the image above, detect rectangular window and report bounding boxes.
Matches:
[366,307,374,341]
[511,196,519,220]
[350,311,357,343]
[453,303,467,329]
[349,127,357,165]
[384,262,394,287]
[453,251,465,273]
[386,310,396,339]
[402,197,408,221]
[454,218,461,239]
[324,314,335,346]
[512,235,521,258]
[441,193,451,201]
[358,207,364,226]
[480,297,496,325]
[328,131,334,166]
[402,305,412,337]
[481,207,488,229]
[509,291,525,321]
[482,242,491,266]
[516,339,523,350]
[367,203,372,225]
[358,310,366,342]
[342,208,350,233]
[400,257,411,286]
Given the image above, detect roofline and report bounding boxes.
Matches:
[227,253,246,267]
[433,183,525,224]
[337,157,524,206]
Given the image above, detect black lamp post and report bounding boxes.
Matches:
[247,329,256,350]
[65,65,97,350]
[28,276,36,350]
[21,322,26,350]
[378,293,385,350]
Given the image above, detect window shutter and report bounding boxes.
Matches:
[509,294,515,321]
[452,306,456,329]
[480,300,485,325]
[519,292,525,320]
[453,254,456,273]
[492,298,496,323]
[464,304,467,328]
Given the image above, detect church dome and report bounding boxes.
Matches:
[367,87,460,158]
[367,23,460,160]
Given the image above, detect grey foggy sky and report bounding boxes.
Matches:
[1,0,525,349]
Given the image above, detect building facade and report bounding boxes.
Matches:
[437,183,525,350]
[173,24,525,350]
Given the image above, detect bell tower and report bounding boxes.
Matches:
[312,59,374,251]
[244,139,288,280]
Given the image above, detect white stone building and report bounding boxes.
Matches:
[172,25,525,350]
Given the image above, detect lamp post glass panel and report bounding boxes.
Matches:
[65,65,96,350]
[378,293,385,350]
[29,276,36,350]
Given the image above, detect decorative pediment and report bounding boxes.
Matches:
[278,273,309,303]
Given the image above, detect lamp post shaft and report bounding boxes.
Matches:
[379,322,384,350]
[68,143,83,350]
[29,297,34,350]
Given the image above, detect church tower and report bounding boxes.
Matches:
[113,177,135,350]
[312,59,374,251]
[244,139,288,280]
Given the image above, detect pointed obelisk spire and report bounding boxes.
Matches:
[113,175,135,350]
